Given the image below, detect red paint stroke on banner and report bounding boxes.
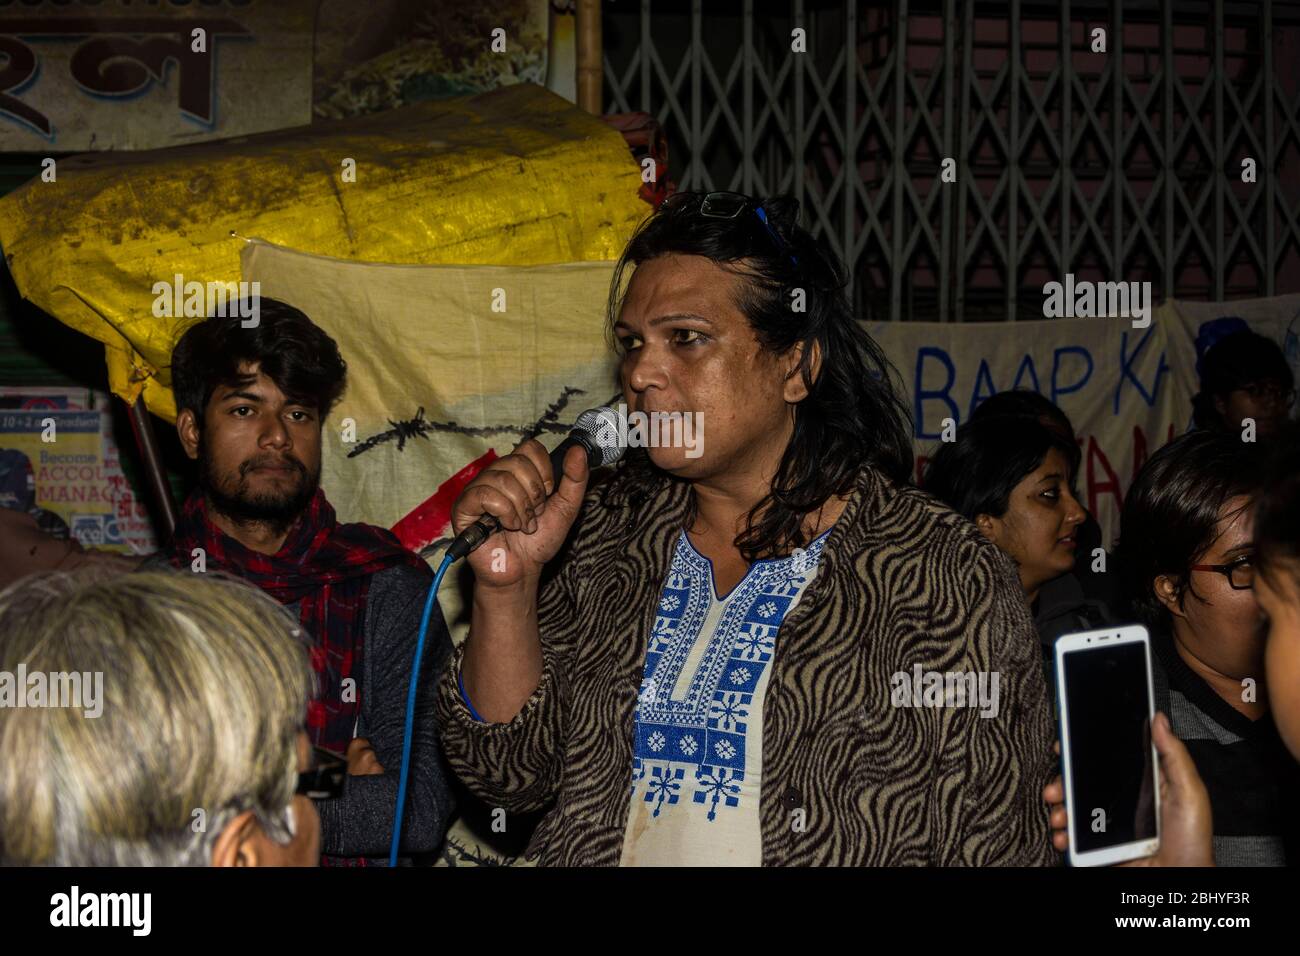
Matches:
[1084,435,1124,515]
[390,449,499,553]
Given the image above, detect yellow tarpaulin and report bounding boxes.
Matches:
[0,83,647,419]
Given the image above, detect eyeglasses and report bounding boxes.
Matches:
[667,190,800,269]
[1234,382,1296,406]
[296,746,347,801]
[1190,554,1255,590]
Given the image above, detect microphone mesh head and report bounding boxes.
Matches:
[574,406,625,467]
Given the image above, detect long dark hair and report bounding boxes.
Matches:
[605,193,913,560]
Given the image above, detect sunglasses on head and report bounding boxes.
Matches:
[666,190,800,269]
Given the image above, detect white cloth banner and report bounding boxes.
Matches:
[868,296,1300,549]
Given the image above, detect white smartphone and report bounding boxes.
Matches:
[1054,624,1160,867]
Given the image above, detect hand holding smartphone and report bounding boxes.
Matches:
[1055,625,1161,866]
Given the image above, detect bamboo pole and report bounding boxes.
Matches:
[576,0,603,114]
[126,396,177,541]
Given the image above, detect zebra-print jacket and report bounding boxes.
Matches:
[435,462,1061,866]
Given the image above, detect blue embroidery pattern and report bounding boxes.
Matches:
[629,532,826,822]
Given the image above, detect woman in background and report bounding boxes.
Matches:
[1116,430,1299,866]
[969,390,1121,611]
[923,416,1105,687]
[1044,431,1300,866]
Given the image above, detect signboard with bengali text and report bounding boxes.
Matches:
[0,0,314,151]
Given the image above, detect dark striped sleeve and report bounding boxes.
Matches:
[939,541,1062,866]
[433,559,579,815]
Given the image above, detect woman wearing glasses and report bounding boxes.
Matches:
[1116,430,1300,866]
[436,191,1059,866]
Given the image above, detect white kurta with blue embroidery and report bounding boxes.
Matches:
[619,529,828,866]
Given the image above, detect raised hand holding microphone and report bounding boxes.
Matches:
[449,407,621,566]
[452,408,622,722]
[452,438,592,588]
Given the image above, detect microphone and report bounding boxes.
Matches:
[446,406,625,561]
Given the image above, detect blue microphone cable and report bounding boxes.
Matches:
[389,551,455,866]
[386,406,619,863]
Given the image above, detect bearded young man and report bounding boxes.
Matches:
[142,298,454,865]
[437,192,1059,866]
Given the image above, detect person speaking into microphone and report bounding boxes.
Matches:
[435,191,1058,867]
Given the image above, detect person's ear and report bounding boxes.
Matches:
[210,809,266,868]
[1213,394,1228,419]
[781,340,819,404]
[176,408,201,461]
[975,513,1001,545]
[1154,574,1187,620]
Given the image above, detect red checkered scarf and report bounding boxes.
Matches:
[167,488,429,754]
